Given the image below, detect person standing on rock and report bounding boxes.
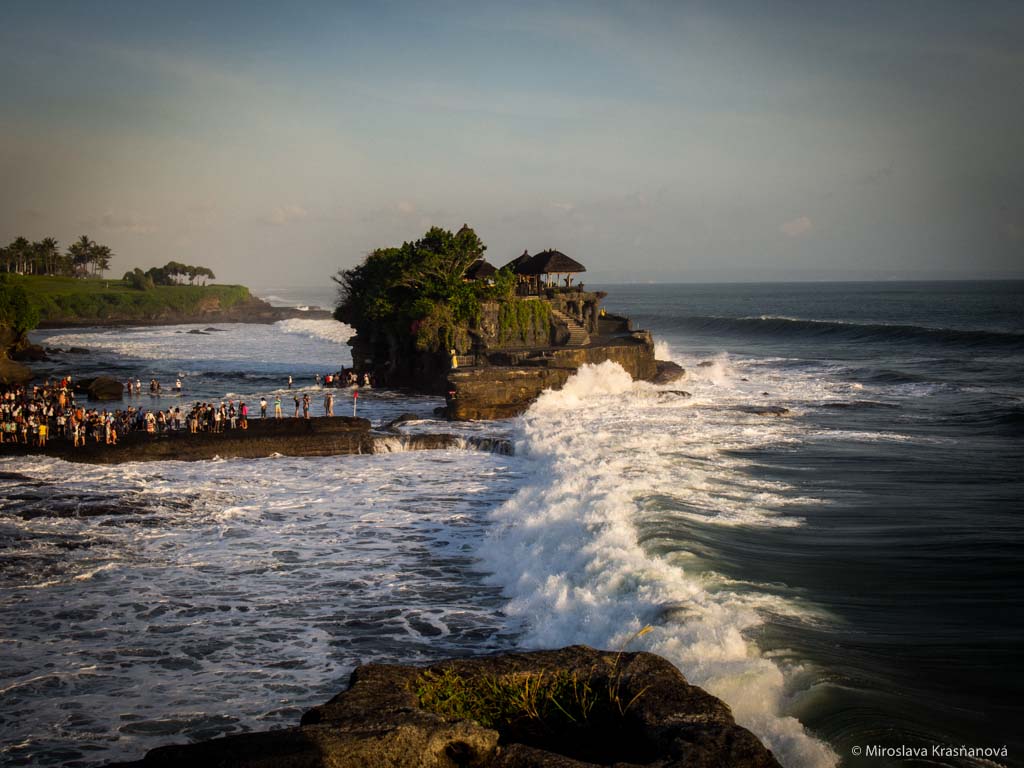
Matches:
[260,397,268,418]
[274,395,283,419]
[288,375,293,389]
[302,393,310,419]
[239,402,248,430]
[293,394,300,417]
[324,392,334,417]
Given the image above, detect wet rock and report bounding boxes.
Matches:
[697,361,715,367]
[75,376,124,401]
[447,337,657,420]
[115,646,780,768]
[659,390,692,399]
[203,327,227,332]
[11,343,48,362]
[739,405,790,416]
[652,360,685,384]
[385,412,424,429]
[187,329,210,335]
[67,346,90,354]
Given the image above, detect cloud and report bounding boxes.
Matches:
[264,205,309,226]
[780,215,813,237]
[80,211,158,234]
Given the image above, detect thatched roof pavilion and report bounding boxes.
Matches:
[517,250,586,276]
[503,250,532,273]
[464,258,498,280]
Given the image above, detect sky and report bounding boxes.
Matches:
[1,0,1022,285]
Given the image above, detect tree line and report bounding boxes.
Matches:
[1,235,112,278]
[123,262,216,290]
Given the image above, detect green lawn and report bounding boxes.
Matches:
[7,274,252,322]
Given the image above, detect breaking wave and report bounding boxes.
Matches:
[477,362,838,768]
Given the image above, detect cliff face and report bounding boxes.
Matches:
[446,333,658,420]
[36,295,331,328]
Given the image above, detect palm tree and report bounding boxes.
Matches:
[91,244,112,277]
[9,237,32,274]
[68,235,95,277]
[34,237,60,275]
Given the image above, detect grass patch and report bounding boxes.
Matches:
[7,275,252,322]
[415,664,653,764]
[416,668,607,729]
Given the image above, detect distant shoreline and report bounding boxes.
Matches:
[35,304,333,330]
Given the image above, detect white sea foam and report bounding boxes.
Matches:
[275,318,354,346]
[477,361,838,768]
[0,451,524,766]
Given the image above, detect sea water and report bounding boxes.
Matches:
[1,282,1021,767]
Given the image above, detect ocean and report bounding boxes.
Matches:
[1,281,1021,768]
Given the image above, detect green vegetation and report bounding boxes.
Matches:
[498,298,551,345]
[416,668,607,729]
[0,276,41,334]
[127,261,216,287]
[416,664,646,733]
[2,235,112,277]
[6,274,250,323]
[335,224,512,353]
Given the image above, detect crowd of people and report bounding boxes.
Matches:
[0,370,372,451]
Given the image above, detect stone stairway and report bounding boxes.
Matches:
[551,308,591,347]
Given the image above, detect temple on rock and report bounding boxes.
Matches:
[339,225,673,420]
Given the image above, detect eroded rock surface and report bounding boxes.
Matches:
[112,646,781,768]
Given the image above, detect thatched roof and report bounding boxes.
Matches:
[517,249,586,275]
[503,250,532,273]
[465,258,498,280]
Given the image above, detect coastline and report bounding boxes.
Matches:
[34,303,333,329]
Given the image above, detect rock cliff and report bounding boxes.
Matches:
[446,333,660,420]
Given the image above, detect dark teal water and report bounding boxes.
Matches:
[601,282,1024,767]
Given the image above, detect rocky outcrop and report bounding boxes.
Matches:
[447,366,574,420]
[0,326,32,386]
[74,376,124,401]
[446,334,657,420]
[652,360,685,385]
[112,646,781,768]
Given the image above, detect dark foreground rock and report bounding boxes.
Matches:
[111,646,781,768]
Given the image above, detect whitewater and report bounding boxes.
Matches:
[4,281,1021,767]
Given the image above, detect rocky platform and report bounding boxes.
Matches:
[0,418,508,464]
[111,646,781,768]
[446,334,684,421]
